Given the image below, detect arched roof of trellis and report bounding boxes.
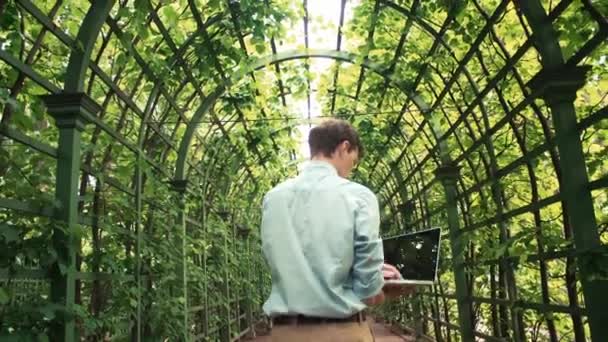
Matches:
[2,0,606,224]
[174,48,447,181]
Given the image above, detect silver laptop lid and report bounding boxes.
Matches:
[382,227,441,283]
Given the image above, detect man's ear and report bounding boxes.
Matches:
[341,140,351,152]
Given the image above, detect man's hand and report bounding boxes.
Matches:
[383,282,416,299]
[362,263,397,306]
[362,291,385,306]
[362,263,414,306]
[382,262,416,299]
[382,263,401,280]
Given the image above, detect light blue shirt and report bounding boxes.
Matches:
[261,160,384,318]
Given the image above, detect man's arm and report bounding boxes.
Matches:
[352,188,385,304]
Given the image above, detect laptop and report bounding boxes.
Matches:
[382,227,442,285]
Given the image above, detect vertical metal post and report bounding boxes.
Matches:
[42,93,100,342]
[203,214,209,337]
[221,217,231,342]
[435,163,475,342]
[518,3,607,339]
[527,64,608,341]
[134,149,143,342]
[170,180,189,341]
[246,235,253,337]
[412,293,424,340]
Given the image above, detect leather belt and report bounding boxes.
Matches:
[272,311,366,325]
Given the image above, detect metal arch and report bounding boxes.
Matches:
[373,152,435,215]
[175,49,451,181]
[192,125,299,186]
[373,159,413,204]
[349,120,441,216]
[365,0,511,173]
[166,0,477,182]
[64,0,115,92]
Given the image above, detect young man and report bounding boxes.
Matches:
[261,119,414,341]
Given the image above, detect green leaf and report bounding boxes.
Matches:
[254,43,268,55]
[38,304,57,320]
[29,97,46,122]
[0,96,20,113]
[518,253,528,264]
[137,23,149,40]
[58,262,67,275]
[0,224,19,242]
[116,7,130,20]
[134,0,151,11]
[161,5,179,28]
[0,4,19,28]
[0,287,9,305]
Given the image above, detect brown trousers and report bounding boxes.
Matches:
[270,320,374,342]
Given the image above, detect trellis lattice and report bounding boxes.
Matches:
[0,0,607,341]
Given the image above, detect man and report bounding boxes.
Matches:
[260,119,414,341]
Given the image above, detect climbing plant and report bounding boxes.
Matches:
[1,0,607,341]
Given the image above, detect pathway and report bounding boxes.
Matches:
[243,317,415,341]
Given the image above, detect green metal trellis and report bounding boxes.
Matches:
[0,0,607,341]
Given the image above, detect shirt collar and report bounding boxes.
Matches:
[301,160,338,176]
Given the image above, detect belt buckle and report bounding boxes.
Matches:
[273,316,298,326]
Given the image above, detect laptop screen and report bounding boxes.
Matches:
[382,228,441,282]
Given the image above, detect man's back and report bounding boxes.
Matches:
[261,161,384,318]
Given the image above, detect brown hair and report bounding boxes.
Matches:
[308,119,364,158]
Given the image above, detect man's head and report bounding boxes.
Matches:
[308,119,364,178]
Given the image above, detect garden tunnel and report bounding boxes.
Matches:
[0,0,607,341]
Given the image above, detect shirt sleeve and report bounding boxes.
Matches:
[351,188,384,300]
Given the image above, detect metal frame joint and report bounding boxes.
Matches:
[170,179,189,194]
[528,65,592,106]
[435,162,461,183]
[41,92,101,130]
